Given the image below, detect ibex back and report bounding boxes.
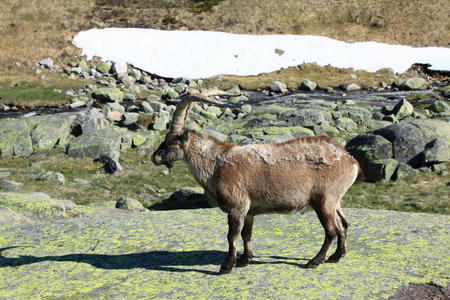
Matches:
[152,89,360,274]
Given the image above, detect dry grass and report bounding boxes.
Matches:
[0,0,449,77]
[202,63,395,90]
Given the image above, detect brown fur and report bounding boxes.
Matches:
[152,129,359,274]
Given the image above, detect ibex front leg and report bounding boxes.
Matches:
[219,211,245,274]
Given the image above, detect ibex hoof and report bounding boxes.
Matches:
[219,266,233,274]
[305,260,321,269]
[326,254,342,263]
[235,258,250,268]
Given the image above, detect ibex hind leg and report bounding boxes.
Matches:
[326,205,348,263]
[306,195,339,268]
[236,215,254,268]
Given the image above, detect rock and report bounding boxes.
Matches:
[68,129,122,161]
[390,99,414,119]
[408,119,450,144]
[206,106,222,117]
[0,205,33,227]
[399,78,427,90]
[129,68,142,81]
[28,113,78,152]
[366,158,398,181]
[52,200,76,211]
[442,87,450,97]
[120,75,136,86]
[299,80,317,91]
[116,196,146,212]
[270,81,288,93]
[153,111,171,131]
[105,102,125,114]
[77,108,110,134]
[34,171,66,183]
[344,83,361,91]
[336,117,358,132]
[122,112,139,126]
[229,95,249,104]
[382,115,398,123]
[263,126,314,137]
[132,134,147,147]
[0,118,33,157]
[313,124,340,136]
[70,101,86,109]
[140,101,154,113]
[38,58,53,68]
[0,180,23,191]
[112,61,128,77]
[0,172,11,179]
[71,67,83,74]
[345,134,393,172]
[373,123,426,166]
[95,155,122,174]
[395,162,419,179]
[92,88,124,102]
[241,104,252,114]
[204,129,227,141]
[174,83,188,94]
[428,101,450,113]
[147,100,166,112]
[226,85,241,96]
[78,60,89,71]
[279,109,333,127]
[334,106,372,125]
[421,138,450,164]
[96,62,112,74]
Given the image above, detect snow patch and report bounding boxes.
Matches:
[73,28,450,78]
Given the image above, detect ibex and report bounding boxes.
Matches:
[152,89,360,274]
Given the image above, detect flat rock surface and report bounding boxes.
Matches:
[0,208,448,299]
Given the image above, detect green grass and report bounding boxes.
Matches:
[0,77,93,107]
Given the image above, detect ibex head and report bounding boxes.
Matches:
[151,88,228,168]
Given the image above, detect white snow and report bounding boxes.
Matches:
[73,28,450,78]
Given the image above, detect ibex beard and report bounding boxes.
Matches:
[152,89,360,274]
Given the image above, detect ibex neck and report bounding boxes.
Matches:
[183,131,227,196]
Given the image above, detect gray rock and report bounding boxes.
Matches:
[334,106,372,125]
[0,172,11,179]
[0,180,23,191]
[0,118,33,157]
[39,58,53,68]
[270,81,288,93]
[395,163,419,179]
[34,172,66,183]
[129,68,142,81]
[174,83,188,94]
[28,113,78,152]
[112,61,128,77]
[52,200,76,211]
[344,83,361,91]
[346,134,393,171]
[390,99,414,120]
[153,111,171,131]
[399,78,426,90]
[68,129,122,161]
[229,95,249,104]
[70,101,86,109]
[373,123,426,166]
[366,158,398,181]
[147,101,167,112]
[77,109,110,134]
[122,112,139,126]
[0,206,33,227]
[279,109,333,127]
[299,80,317,91]
[92,88,124,102]
[105,102,125,114]
[336,117,357,132]
[120,75,136,86]
[140,101,154,113]
[421,138,450,164]
[116,196,146,212]
[428,101,450,113]
[96,62,112,74]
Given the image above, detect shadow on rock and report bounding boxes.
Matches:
[0,246,226,275]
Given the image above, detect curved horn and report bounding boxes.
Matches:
[170,88,229,134]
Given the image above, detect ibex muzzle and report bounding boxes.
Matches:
[151,88,360,274]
